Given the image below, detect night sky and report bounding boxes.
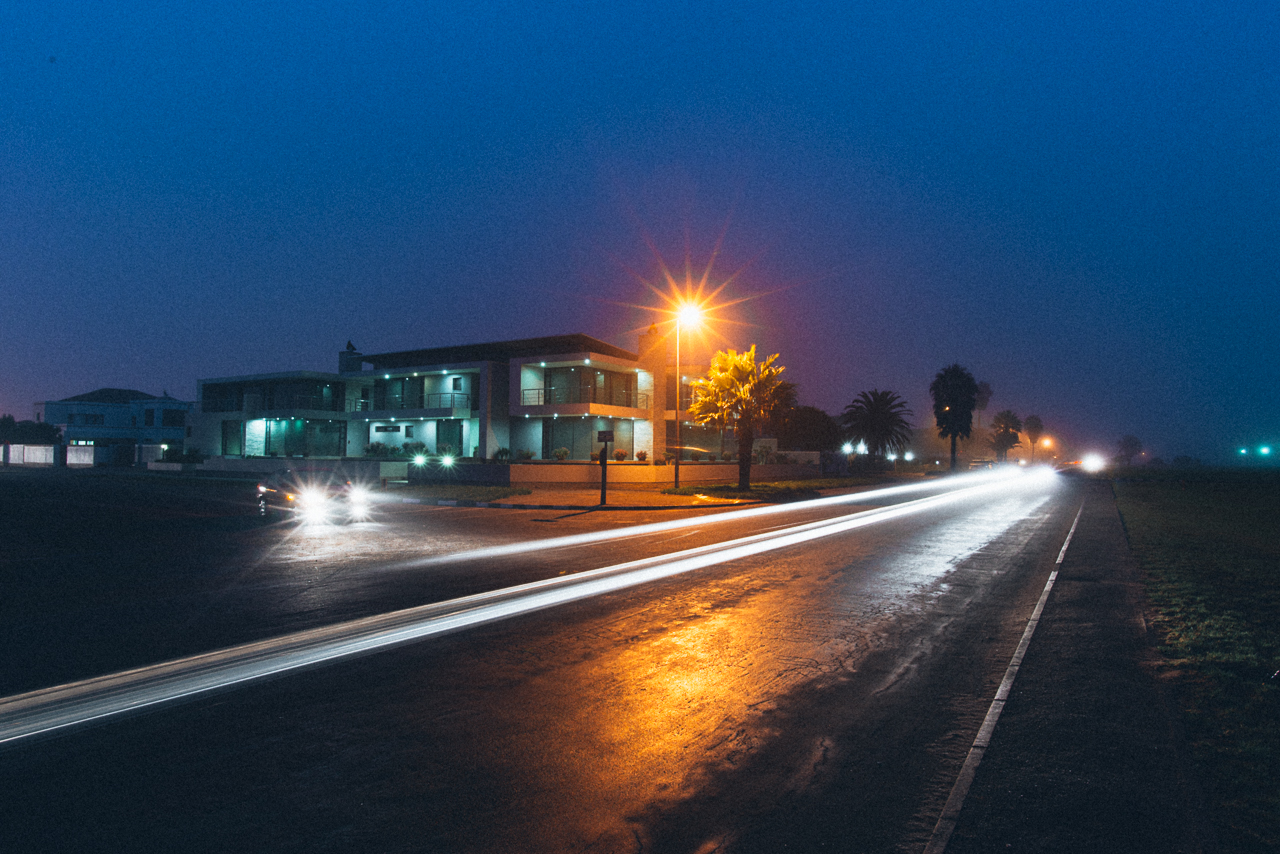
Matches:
[4,2,1277,461]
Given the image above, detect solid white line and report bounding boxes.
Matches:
[923,501,1085,854]
[1,475,1055,747]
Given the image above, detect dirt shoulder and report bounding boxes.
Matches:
[944,478,1214,853]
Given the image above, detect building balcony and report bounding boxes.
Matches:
[520,388,649,409]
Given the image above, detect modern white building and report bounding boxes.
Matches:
[190,331,722,465]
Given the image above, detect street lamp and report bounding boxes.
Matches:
[674,302,702,489]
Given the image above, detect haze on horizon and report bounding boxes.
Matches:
[3,1,1277,462]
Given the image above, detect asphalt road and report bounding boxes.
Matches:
[1,468,1083,852]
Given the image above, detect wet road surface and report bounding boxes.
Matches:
[1,469,1082,852]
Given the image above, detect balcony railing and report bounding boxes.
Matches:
[521,387,649,409]
[351,393,471,412]
[202,395,342,413]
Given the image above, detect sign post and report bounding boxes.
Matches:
[597,430,614,505]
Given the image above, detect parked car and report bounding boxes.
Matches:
[256,468,373,523]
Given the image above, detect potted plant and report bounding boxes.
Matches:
[636,450,647,462]
[553,447,570,461]
[614,449,626,462]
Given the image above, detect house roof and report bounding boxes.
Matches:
[59,388,158,404]
[361,334,639,370]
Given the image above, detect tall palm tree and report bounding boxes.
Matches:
[840,390,913,459]
[688,345,791,490]
[990,409,1023,462]
[1023,415,1044,463]
[929,364,979,471]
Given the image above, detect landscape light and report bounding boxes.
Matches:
[886,452,898,462]
[904,451,915,461]
[1261,446,1272,455]
[413,455,427,466]
[441,455,455,467]
[1240,448,1249,455]
[856,441,868,455]
[842,442,854,455]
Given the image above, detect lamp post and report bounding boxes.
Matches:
[673,303,702,490]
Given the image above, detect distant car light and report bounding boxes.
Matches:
[1082,454,1106,473]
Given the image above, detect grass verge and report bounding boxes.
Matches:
[1113,469,1280,852]
[386,483,533,502]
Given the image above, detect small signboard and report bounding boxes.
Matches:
[597,430,614,443]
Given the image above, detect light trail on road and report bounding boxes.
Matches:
[0,469,1057,747]
[390,468,1034,571]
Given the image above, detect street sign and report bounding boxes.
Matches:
[597,430,614,442]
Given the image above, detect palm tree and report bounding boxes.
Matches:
[840,390,913,460]
[1023,415,1044,463]
[688,345,791,490]
[929,364,979,471]
[990,409,1023,462]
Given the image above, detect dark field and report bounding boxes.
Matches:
[1114,469,1280,852]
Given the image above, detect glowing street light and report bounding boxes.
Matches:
[842,442,854,455]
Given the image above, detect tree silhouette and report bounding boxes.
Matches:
[1023,415,1044,463]
[990,409,1023,462]
[1117,434,1143,466]
[689,346,791,490]
[929,364,980,471]
[840,390,913,459]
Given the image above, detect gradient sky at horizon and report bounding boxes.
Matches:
[3,1,1277,461]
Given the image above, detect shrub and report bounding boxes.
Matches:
[493,447,512,461]
[437,443,455,457]
[553,447,570,461]
[690,450,704,462]
[515,449,535,460]
[403,441,427,456]
[636,450,647,462]
[664,450,677,463]
[365,442,389,457]
[590,452,599,462]
[721,451,734,461]
[614,449,627,461]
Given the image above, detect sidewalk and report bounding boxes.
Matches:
[942,479,1213,853]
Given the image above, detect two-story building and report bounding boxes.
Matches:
[190,331,721,465]
[36,389,192,461]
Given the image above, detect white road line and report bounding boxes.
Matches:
[923,501,1085,854]
[1,475,1055,747]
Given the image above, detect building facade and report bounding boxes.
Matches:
[190,332,717,464]
[36,389,192,460]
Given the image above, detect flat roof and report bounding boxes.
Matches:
[361,334,639,370]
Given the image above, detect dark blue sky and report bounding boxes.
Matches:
[4,1,1277,461]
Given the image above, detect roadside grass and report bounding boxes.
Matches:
[662,475,885,500]
[1113,469,1280,852]
[386,483,532,502]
